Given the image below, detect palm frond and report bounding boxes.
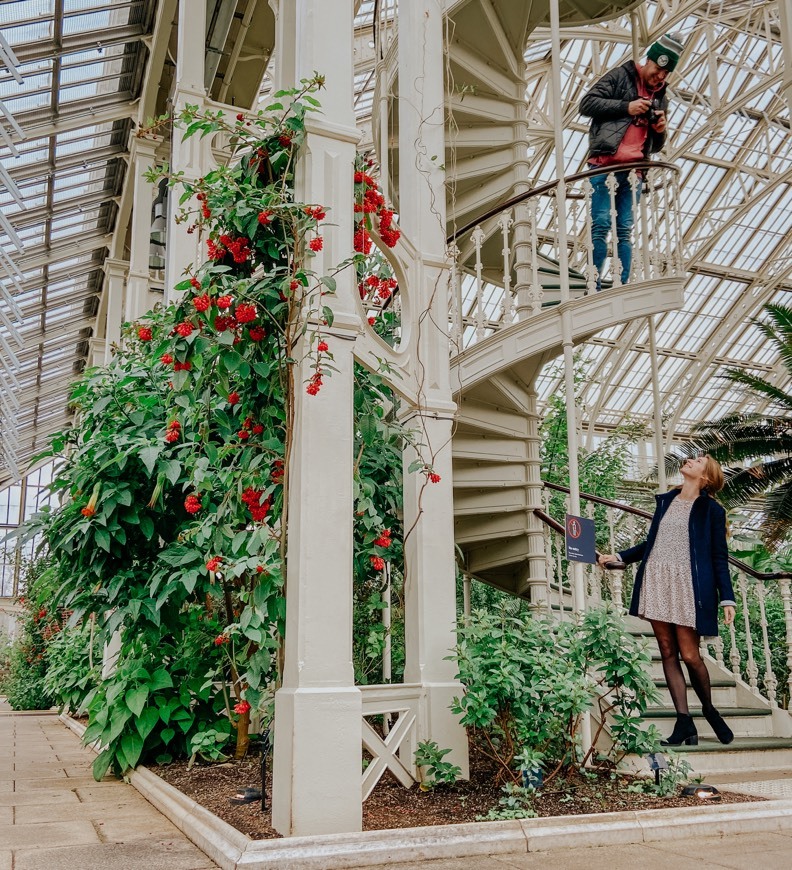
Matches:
[749,304,792,379]
[760,481,792,549]
[721,369,792,411]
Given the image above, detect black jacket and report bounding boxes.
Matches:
[579,60,668,159]
[618,489,735,637]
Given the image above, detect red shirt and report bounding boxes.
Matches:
[590,64,659,167]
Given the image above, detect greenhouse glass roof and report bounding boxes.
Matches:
[0,0,791,488]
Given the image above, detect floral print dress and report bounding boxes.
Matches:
[638,497,697,628]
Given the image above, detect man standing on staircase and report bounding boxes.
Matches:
[579,33,684,288]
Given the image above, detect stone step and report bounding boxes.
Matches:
[652,681,737,709]
[641,707,774,740]
[622,737,792,777]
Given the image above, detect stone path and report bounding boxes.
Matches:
[0,710,217,869]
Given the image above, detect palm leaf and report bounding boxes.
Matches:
[721,369,792,411]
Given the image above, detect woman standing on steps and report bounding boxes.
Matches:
[598,454,737,746]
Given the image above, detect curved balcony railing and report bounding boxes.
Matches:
[537,481,792,711]
[447,161,684,349]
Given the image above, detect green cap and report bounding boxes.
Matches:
[646,33,685,72]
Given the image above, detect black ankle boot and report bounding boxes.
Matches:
[703,707,734,744]
[660,713,698,746]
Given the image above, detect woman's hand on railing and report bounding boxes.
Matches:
[723,605,736,626]
[597,552,626,570]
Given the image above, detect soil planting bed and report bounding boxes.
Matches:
[153,747,764,840]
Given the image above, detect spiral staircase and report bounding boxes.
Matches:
[373,0,792,773]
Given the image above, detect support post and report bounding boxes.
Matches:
[397,0,469,779]
[550,0,591,756]
[103,258,128,363]
[165,0,209,297]
[271,0,363,837]
[125,136,162,321]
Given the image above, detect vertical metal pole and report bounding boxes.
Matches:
[647,316,667,492]
[382,562,392,683]
[551,0,590,760]
[463,573,472,622]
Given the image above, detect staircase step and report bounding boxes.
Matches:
[622,737,792,777]
[644,707,771,718]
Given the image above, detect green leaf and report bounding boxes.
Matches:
[160,728,175,745]
[92,749,114,781]
[120,732,144,770]
[320,275,336,293]
[149,668,173,691]
[322,305,335,327]
[94,528,111,552]
[140,446,162,476]
[125,686,149,718]
[135,707,160,741]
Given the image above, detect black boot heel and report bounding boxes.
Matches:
[661,713,698,746]
[703,707,734,745]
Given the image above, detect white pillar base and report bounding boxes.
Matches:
[422,682,470,779]
[272,686,363,836]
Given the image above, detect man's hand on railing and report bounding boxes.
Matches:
[597,552,626,570]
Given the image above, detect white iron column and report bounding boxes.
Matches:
[524,386,548,604]
[271,0,363,837]
[398,0,469,778]
[125,136,161,321]
[779,0,792,114]
[166,0,208,297]
[647,316,667,491]
[103,258,128,363]
[550,0,591,751]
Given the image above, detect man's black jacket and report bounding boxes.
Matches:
[579,60,668,159]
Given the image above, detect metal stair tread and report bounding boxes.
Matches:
[669,737,792,752]
[643,707,771,718]
[654,678,737,688]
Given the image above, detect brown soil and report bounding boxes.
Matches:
[153,747,763,840]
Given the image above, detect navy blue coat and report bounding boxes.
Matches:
[618,489,735,637]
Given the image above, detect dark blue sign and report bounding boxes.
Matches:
[565,513,596,564]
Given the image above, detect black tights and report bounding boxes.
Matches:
[650,620,713,715]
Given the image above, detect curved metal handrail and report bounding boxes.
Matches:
[543,481,792,581]
[447,160,681,245]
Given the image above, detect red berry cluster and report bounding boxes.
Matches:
[308,236,323,252]
[234,699,252,715]
[258,210,273,226]
[228,391,240,406]
[359,274,397,301]
[173,360,192,372]
[206,556,222,572]
[137,326,152,341]
[196,191,211,220]
[428,472,441,483]
[304,205,327,221]
[248,326,266,341]
[370,555,386,572]
[165,419,181,443]
[184,494,202,514]
[234,303,257,323]
[207,234,252,264]
[306,370,323,396]
[193,294,212,313]
[214,634,230,646]
[373,528,392,548]
[241,487,271,522]
[271,458,284,485]
[354,168,400,248]
[176,321,194,337]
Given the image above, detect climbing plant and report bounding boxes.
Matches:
[20,78,413,778]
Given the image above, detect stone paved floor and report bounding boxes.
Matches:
[0,710,217,869]
[3,707,792,869]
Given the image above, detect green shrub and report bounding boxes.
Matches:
[452,604,659,786]
[43,621,101,714]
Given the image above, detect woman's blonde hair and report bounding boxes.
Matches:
[701,454,725,494]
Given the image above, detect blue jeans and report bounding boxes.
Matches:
[589,169,641,287]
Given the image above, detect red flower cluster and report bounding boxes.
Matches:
[309,236,323,252]
[193,294,211,313]
[184,494,201,514]
[428,472,441,483]
[248,326,266,341]
[354,169,401,248]
[217,295,233,310]
[304,205,326,221]
[81,506,95,518]
[176,321,194,337]
[228,391,240,405]
[235,303,257,324]
[317,339,329,353]
[278,133,292,148]
[165,419,181,443]
[242,487,271,522]
[360,275,397,301]
[196,191,211,220]
[373,528,392,548]
[206,556,222,572]
[258,210,273,226]
[234,699,252,715]
[214,634,229,646]
[160,353,174,365]
[137,326,152,341]
[190,277,201,291]
[174,360,192,372]
[370,555,386,572]
[306,371,323,396]
[214,315,233,332]
[271,458,284,484]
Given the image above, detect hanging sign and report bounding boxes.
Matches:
[565,513,596,564]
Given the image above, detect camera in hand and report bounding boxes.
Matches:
[646,97,662,125]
